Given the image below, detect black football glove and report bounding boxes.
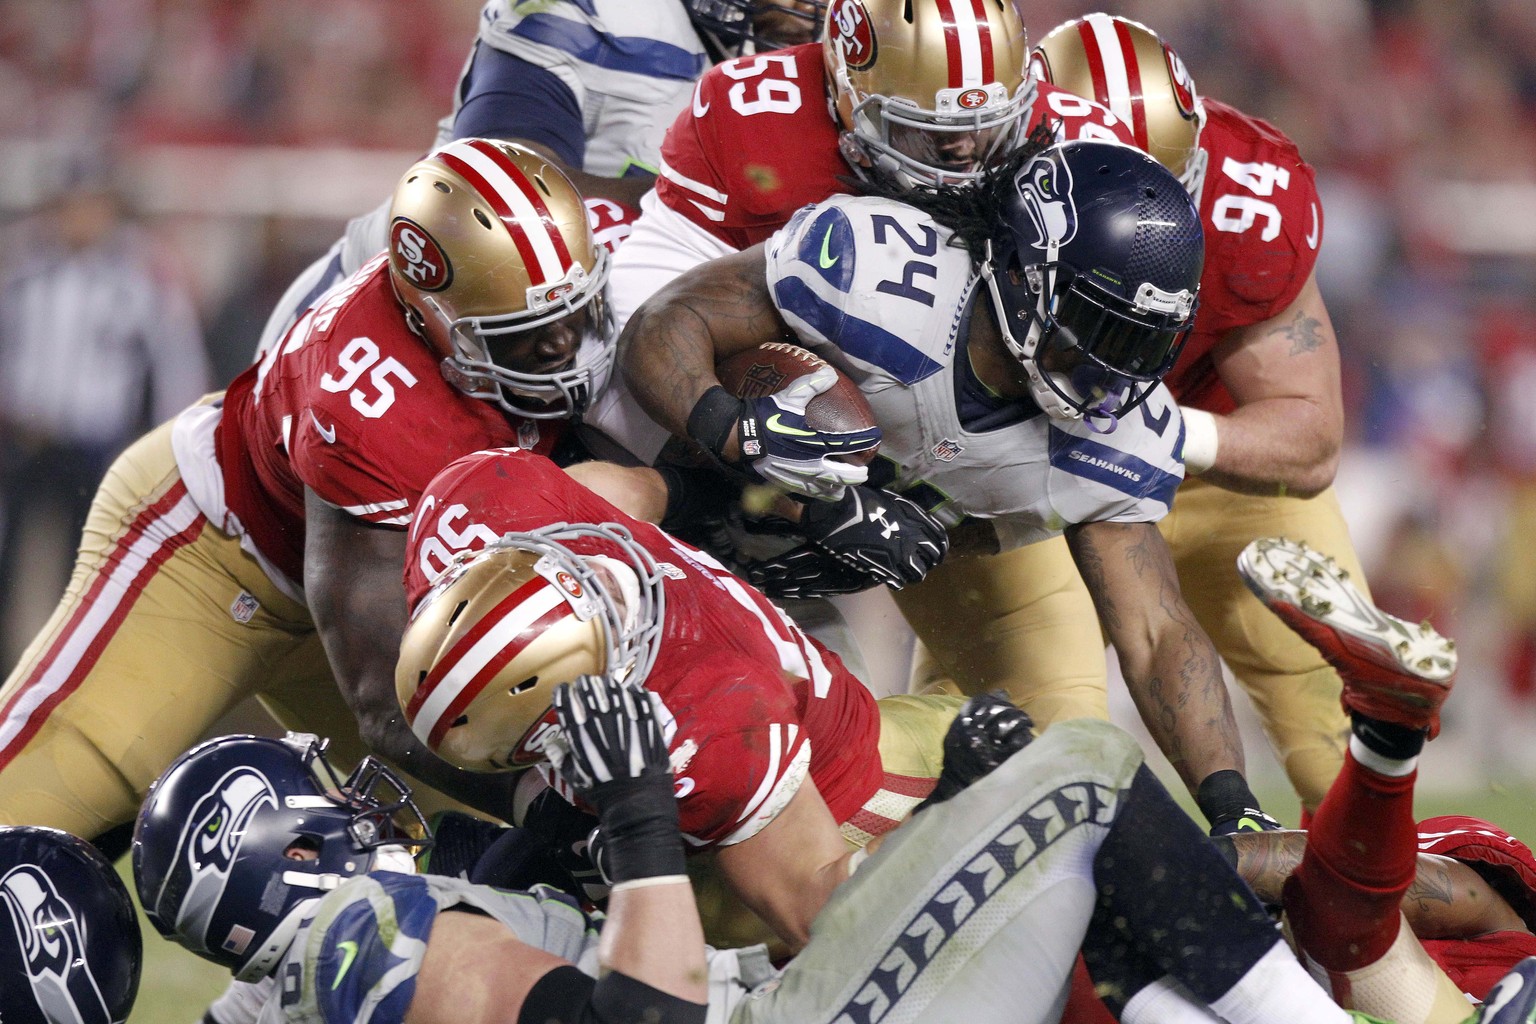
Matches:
[913,692,1035,815]
[541,676,685,884]
[747,484,948,599]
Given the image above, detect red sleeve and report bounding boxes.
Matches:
[657,652,811,849]
[655,45,852,250]
[405,448,605,608]
[1193,100,1322,333]
[279,266,540,527]
[1029,81,1138,146]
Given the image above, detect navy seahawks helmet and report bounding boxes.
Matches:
[982,139,1203,422]
[687,0,824,57]
[0,826,141,1024]
[132,733,431,982]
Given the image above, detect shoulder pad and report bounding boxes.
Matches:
[766,196,973,386]
[1044,386,1185,522]
[309,874,437,1024]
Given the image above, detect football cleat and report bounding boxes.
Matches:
[1237,537,1456,736]
[1465,957,1536,1024]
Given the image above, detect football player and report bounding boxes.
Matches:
[136,692,1365,1024]
[396,445,946,951]
[1224,538,1532,1020]
[598,0,1134,459]
[0,141,608,843]
[915,12,1362,819]
[617,135,1285,828]
[254,0,825,362]
[0,825,141,1024]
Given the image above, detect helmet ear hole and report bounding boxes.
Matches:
[509,676,538,696]
[533,174,552,197]
[472,209,494,230]
[433,181,450,194]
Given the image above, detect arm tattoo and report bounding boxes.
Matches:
[1405,860,1458,910]
[1278,308,1326,357]
[1232,831,1308,905]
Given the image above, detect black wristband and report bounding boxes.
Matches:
[588,771,687,884]
[656,464,738,535]
[685,385,744,460]
[1195,769,1260,827]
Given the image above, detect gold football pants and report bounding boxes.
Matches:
[0,418,414,838]
[904,479,1361,813]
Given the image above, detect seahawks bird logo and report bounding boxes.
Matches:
[2,864,113,1024]
[1015,152,1078,252]
[167,767,277,951]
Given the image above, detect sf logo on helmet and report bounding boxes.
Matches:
[391,219,452,291]
[1162,44,1199,119]
[829,0,877,71]
[1016,153,1078,252]
[1,865,114,1024]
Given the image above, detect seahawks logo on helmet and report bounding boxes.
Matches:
[1014,152,1078,252]
[169,767,277,952]
[2,864,113,1024]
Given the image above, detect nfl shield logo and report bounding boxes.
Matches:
[229,592,260,624]
[931,438,964,462]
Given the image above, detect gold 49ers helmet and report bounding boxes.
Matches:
[396,523,665,773]
[1030,15,1208,195]
[823,0,1033,188]
[388,138,613,421]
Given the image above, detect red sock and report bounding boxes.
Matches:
[1283,750,1417,971]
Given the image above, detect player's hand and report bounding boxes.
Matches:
[747,485,949,598]
[1208,809,1284,836]
[543,676,686,885]
[548,675,671,793]
[737,367,881,500]
[914,692,1035,815]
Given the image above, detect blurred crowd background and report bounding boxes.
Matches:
[3,0,1535,792]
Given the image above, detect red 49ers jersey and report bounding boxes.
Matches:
[407,447,883,848]
[1163,99,1324,414]
[656,42,1133,250]
[216,255,558,584]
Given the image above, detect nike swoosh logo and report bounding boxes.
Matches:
[1306,203,1320,250]
[818,227,838,269]
[332,940,358,989]
[692,83,710,118]
[309,409,337,444]
[765,413,819,438]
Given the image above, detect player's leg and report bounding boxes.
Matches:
[1161,479,1357,812]
[0,419,315,838]
[1239,536,1467,1024]
[895,538,1110,724]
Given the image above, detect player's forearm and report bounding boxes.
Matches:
[1229,829,1308,905]
[1119,626,1246,793]
[601,882,709,1003]
[618,294,726,443]
[1185,398,1340,497]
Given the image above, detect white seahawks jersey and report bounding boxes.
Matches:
[765,195,1187,552]
[457,0,709,178]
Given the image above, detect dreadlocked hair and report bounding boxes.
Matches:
[850,121,1056,263]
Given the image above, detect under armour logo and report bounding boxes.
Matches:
[869,504,899,539]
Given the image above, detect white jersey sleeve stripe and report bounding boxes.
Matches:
[658,156,729,206]
[717,736,811,847]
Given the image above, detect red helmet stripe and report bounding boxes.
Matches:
[467,138,574,269]
[426,600,569,749]
[1079,15,1149,151]
[933,0,995,89]
[1112,18,1149,151]
[406,575,547,719]
[434,141,573,287]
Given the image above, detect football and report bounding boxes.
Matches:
[715,342,880,466]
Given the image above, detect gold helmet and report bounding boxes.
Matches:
[823,0,1033,189]
[387,138,613,421]
[1030,14,1208,195]
[395,523,665,773]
